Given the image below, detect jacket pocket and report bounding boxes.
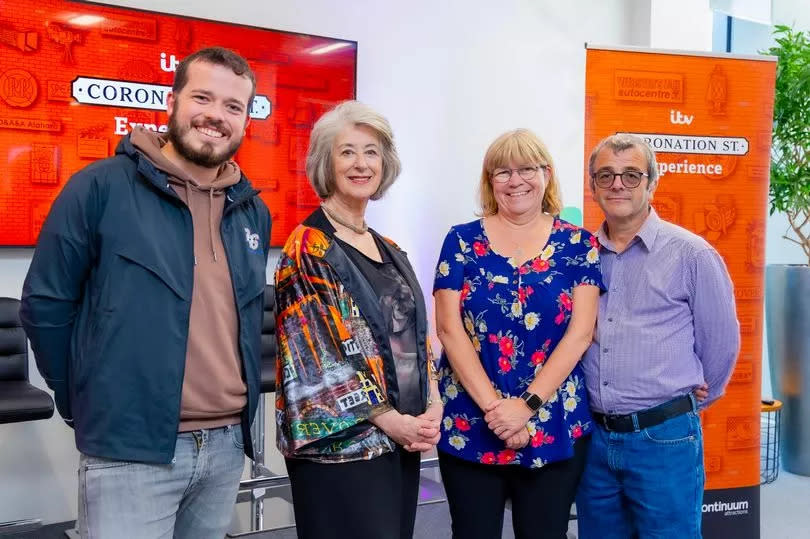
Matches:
[114,248,190,302]
[73,310,113,392]
[49,379,73,424]
[235,254,267,310]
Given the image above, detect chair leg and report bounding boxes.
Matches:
[249,393,268,531]
[251,497,264,531]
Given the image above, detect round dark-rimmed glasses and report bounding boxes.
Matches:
[592,169,648,189]
[491,165,548,183]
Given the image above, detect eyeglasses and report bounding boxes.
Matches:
[592,169,648,189]
[491,165,547,183]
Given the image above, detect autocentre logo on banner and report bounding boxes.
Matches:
[72,76,272,119]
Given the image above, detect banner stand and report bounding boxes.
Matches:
[583,44,776,539]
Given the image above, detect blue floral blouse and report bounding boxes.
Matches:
[433,217,605,468]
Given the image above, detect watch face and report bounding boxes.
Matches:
[522,391,542,411]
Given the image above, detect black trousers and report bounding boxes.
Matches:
[438,436,588,539]
[286,448,421,539]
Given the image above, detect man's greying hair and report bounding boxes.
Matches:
[588,134,659,191]
[172,47,257,113]
[306,101,402,201]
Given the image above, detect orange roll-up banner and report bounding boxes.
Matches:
[583,46,775,538]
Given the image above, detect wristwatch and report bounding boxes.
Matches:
[520,391,545,412]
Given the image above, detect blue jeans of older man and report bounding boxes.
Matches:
[575,408,704,539]
[78,424,245,539]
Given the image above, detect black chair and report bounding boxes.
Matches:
[259,284,277,396]
[0,297,55,535]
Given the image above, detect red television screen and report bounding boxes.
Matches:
[0,0,357,246]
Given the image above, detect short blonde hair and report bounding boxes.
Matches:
[306,101,402,201]
[478,129,562,216]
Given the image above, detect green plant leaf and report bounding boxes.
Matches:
[767,26,810,264]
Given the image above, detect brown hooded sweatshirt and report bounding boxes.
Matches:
[130,127,246,432]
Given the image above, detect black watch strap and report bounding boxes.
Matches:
[520,391,544,412]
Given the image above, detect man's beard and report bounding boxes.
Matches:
[167,115,243,168]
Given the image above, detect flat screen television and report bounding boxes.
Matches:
[0,0,357,246]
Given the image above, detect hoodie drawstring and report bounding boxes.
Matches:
[185,182,197,266]
[184,182,218,264]
[209,187,218,262]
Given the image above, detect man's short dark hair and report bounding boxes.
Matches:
[172,47,256,115]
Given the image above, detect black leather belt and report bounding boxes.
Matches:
[593,394,695,433]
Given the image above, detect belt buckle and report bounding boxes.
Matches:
[601,414,612,431]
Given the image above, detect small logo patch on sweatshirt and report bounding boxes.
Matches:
[244,228,260,251]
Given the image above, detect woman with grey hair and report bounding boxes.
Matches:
[274,101,442,538]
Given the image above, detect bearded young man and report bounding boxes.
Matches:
[21,47,271,538]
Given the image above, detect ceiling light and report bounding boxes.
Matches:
[310,42,351,55]
[68,15,105,26]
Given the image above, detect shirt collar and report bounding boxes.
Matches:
[304,206,338,236]
[595,207,661,253]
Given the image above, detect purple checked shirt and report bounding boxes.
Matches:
[582,209,740,415]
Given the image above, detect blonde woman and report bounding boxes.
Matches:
[433,129,604,538]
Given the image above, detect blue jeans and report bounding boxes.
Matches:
[576,410,704,539]
[78,424,245,539]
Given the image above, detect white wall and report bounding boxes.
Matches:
[0,0,641,527]
[773,0,810,32]
[650,0,714,50]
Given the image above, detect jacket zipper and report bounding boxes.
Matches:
[173,191,195,442]
[220,209,257,455]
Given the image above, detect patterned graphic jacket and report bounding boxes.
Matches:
[275,208,435,462]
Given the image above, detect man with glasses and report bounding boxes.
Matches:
[575,134,739,538]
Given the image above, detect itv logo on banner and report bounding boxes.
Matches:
[670,109,694,125]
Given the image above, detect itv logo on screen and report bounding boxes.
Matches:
[160,52,180,73]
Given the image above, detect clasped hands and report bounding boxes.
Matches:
[481,382,710,452]
[372,400,443,453]
[484,397,535,450]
